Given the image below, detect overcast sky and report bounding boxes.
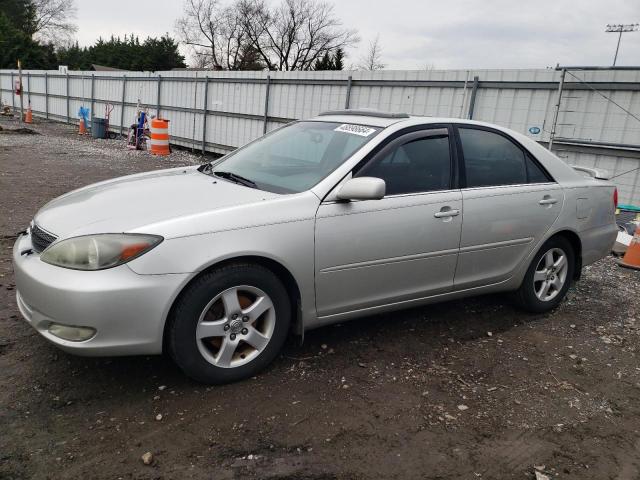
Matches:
[74,0,640,69]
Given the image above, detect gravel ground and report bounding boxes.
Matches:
[1,117,640,480]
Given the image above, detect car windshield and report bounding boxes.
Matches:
[207,121,381,194]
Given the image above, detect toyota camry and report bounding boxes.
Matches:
[13,110,618,383]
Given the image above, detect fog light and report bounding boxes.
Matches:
[48,323,96,342]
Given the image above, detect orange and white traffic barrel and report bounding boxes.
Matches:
[619,225,640,270]
[24,105,33,124]
[149,118,170,156]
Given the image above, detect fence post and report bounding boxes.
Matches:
[66,73,70,124]
[90,74,95,122]
[467,75,479,119]
[263,75,271,134]
[44,72,49,119]
[548,68,566,152]
[120,75,127,136]
[345,75,352,109]
[156,75,162,118]
[202,76,209,154]
[10,72,15,110]
[27,72,31,106]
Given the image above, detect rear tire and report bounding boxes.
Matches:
[168,263,291,384]
[515,236,575,313]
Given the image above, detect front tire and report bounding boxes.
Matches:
[515,236,575,313]
[168,263,291,384]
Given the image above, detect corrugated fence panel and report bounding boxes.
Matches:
[559,149,640,205]
[0,74,10,106]
[557,89,640,144]
[1,68,638,205]
[206,115,263,151]
[209,79,265,116]
[48,75,66,97]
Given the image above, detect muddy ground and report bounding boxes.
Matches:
[1,117,639,480]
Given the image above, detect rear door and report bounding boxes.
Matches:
[453,125,563,290]
[314,126,463,318]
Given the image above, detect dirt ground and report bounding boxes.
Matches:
[1,117,640,480]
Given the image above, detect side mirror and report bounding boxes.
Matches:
[336,177,386,201]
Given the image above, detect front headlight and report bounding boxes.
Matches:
[40,234,163,270]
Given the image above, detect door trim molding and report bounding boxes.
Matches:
[459,237,534,254]
[319,247,459,273]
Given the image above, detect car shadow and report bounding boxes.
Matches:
[290,292,542,352]
[28,291,543,394]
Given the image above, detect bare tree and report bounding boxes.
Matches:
[176,0,249,70]
[358,35,385,71]
[177,0,358,70]
[238,0,358,71]
[30,0,77,44]
[192,51,213,69]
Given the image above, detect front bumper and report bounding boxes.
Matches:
[12,233,189,356]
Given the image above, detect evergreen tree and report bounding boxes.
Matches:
[0,0,36,33]
[55,34,186,71]
[237,44,265,70]
[140,35,186,71]
[313,51,333,71]
[313,49,345,71]
[55,40,87,68]
[332,47,344,70]
[0,7,56,69]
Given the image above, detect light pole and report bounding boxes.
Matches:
[17,59,24,124]
[605,23,639,66]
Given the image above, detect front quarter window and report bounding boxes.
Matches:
[208,121,380,194]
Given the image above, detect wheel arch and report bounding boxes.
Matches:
[162,255,303,353]
[547,229,583,280]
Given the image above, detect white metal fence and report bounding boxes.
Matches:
[1,68,639,205]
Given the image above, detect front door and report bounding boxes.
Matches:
[314,127,463,318]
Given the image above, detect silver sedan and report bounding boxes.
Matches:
[13,110,618,383]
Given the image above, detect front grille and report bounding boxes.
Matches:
[31,224,57,253]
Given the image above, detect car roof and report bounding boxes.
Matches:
[310,110,504,129]
[310,113,405,128]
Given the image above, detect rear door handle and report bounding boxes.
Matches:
[434,208,460,218]
[539,197,558,205]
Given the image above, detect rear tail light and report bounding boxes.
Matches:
[613,187,618,211]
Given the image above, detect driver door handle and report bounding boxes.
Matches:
[434,208,460,218]
[539,197,558,205]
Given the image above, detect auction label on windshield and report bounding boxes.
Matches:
[334,124,377,137]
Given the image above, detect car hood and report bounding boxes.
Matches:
[34,166,281,238]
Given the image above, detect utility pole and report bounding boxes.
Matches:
[605,24,639,66]
[17,59,24,123]
[548,68,566,152]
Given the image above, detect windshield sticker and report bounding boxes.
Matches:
[334,124,377,137]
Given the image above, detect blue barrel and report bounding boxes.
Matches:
[91,117,107,139]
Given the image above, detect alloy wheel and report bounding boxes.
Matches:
[533,248,568,302]
[196,286,276,368]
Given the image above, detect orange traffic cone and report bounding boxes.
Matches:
[78,118,87,135]
[24,105,33,124]
[619,224,640,270]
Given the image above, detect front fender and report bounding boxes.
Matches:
[127,218,317,328]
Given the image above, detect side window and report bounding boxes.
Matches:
[459,128,527,187]
[356,135,451,195]
[526,155,550,183]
